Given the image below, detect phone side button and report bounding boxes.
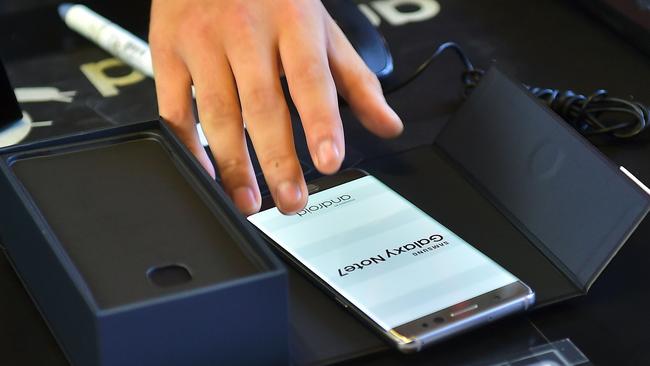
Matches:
[334,297,348,308]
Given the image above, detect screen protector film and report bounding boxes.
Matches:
[248,175,518,330]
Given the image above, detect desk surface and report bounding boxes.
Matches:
[1,0,649,365]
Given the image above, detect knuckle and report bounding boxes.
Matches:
[147,30,164,49]
[160,107,192,127]
[199,93,241,125]
[182,19,212,45]
[217,157,248,177]
[302,105,337,129]
[149,32,175,57]
[310,121,338,140]
[360,68,381,91]
[281,0,309,24]
[201,109,241,131]
[260,149,296,171]
[242,86,281,118]
[160,113,194,142]
[227,2,256,33]
[347,67,381,99]
[294,61,328,87]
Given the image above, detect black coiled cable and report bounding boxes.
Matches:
[384,42,649,139]
[525,87,648,138]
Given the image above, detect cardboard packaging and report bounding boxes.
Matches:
[0,121,289,366]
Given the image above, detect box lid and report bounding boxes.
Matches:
[435,67,650,290]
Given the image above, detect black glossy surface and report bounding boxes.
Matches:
[0,0,649,365]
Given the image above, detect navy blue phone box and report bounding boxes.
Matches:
[0,121,289,366]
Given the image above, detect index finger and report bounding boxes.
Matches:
[278,6,344,175]
[150,42,215,177]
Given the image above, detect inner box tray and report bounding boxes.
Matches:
[0,121,289,366]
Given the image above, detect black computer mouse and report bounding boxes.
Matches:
[323,0,394,80]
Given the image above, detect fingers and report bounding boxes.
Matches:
[325,16,403,138]
[150,39,216,177]
[225,21,307,214]
[185,43,261,215]
[278,5,344,174]
[150,1,402,216]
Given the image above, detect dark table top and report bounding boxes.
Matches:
[1,0,649,365]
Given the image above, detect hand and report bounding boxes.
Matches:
[149,0,403,215]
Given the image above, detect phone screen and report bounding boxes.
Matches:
[248,175,518,331]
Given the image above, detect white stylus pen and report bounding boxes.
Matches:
[58,3,154,78]
[58,3,211,143]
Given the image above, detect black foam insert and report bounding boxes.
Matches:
[11,137,261,309]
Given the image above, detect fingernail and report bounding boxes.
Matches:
[316,139,340,170]
[386,104,403,123]
[391,108,403,123]
[276,181,303,213]
[386,106,404,135]
[232,186,257,214]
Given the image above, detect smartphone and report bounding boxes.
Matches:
[248,169,535,352]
